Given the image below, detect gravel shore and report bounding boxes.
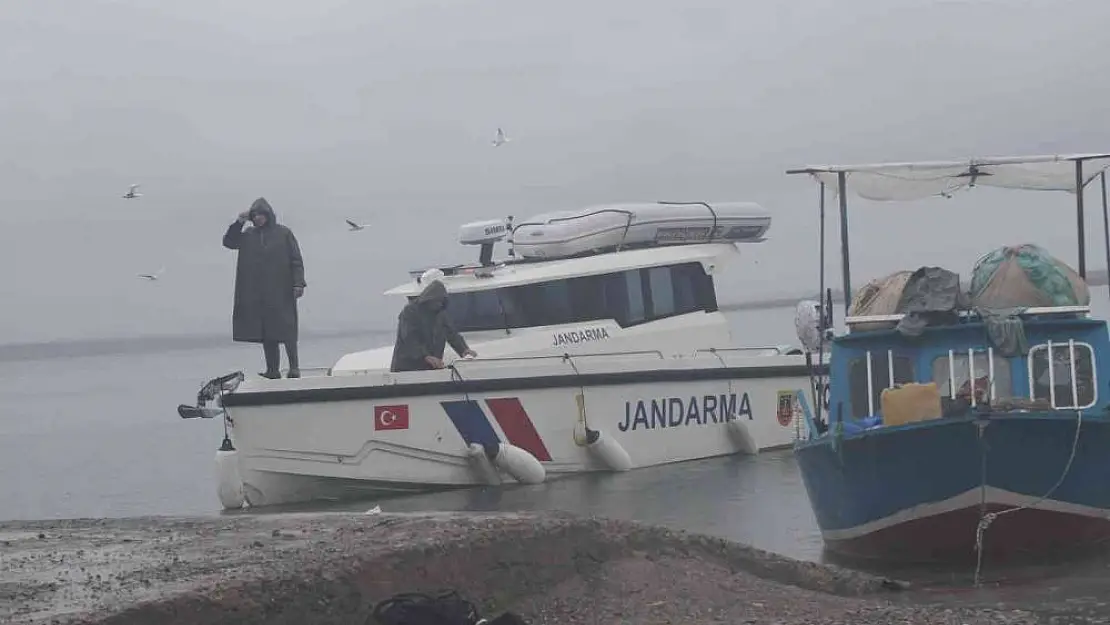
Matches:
[0,511,1100,624]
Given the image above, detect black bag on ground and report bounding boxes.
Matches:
[370,590,528,625]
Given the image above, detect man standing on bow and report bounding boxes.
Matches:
[222,197,306,379]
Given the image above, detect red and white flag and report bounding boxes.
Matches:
[374,405,410,431]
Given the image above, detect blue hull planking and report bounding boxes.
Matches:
[796,411,1110,563]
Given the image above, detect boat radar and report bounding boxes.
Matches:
[458,216,514,267]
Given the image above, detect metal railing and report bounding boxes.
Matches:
[1026,340,1097,410]
[860,349,897,416]
[694,346,800,357]
[332,345,803,378]
[846,305,1090,327]
[942,347,997,407]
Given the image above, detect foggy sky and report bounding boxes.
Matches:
[3,0,1110,344]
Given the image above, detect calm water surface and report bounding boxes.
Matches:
[0,307,815,535]
[6,300,1110,595]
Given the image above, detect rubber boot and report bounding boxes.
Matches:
[261,341,281,379]
[285,341,301,378]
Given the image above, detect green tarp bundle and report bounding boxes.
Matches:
[969,244,1089,309]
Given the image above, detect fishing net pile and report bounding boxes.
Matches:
[845,244,1088,352]
[968,244,1090,309]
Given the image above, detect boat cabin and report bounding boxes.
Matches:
[387,201,770,337]
[785,153,1110,440]
[826,306,1109,434]
[331,201,781,373]
[390,246,722,336]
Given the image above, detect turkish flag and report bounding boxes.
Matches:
[374,405,410,431]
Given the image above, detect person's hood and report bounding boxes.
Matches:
[415,280,448,307]
[248,197,277,226]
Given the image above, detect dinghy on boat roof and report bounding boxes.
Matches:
[403,200,772,281]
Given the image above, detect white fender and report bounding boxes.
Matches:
[214,448,246,510]
[466,443,503,485]
[586,429,633,471]
[726,418,759,455]
[491,443,546,484]
[794,299,823,353]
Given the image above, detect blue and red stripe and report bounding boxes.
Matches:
[440,397,551,462]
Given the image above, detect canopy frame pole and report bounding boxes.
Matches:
[1076,159,1087,279]
[818,181,827,324]
[816,180,827,425]
[1102,171,1110,291]
[837,171,851,314]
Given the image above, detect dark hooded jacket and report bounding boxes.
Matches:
[390,280,470,372]
[222,198,306,343]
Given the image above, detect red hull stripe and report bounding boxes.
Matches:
[484,398,552,462]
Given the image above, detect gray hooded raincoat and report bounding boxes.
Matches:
[222,198,306,344]
[390,280,470,372]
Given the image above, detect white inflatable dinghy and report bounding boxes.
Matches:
[510,201,771,260]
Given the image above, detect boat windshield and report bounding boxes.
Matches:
[410,262,718,332]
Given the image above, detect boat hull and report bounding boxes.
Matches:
[795,413,1110,563]
[216,354,820,508]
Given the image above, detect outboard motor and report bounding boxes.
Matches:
[177,371,244,419]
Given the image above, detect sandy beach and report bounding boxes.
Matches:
[7,511,1101,624]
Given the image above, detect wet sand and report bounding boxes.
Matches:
[0,511,1102,624]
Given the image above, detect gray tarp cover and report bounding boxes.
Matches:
[889,266,1028,355]
[894,266,966,337]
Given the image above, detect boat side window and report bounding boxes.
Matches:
[621,270,647,324]
[439,262,717,331]
[512,281,573,327]
[443,290,513,332]
[672,263,711,313]
[848,352,915,418]
[930,352,1014,401]
[647,267,676,317]
[1028,342,1097,409]
[623,262,714,326]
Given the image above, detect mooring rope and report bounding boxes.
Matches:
[708,348,737,420]
[972,409,1084,586]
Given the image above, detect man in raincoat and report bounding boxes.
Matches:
[222,197,307,379]
[390,270,477,372]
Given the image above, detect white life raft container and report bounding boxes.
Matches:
[510,201,771,260]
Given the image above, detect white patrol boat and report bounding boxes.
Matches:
[179,200,826,509]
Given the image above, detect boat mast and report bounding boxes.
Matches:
[1076,159,1087,278]
[818,181,826,316]
[836,171,850,314]
[1102,171,1110,291]
[785,167,855,315]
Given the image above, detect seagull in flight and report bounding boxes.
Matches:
[346,219,369,232]
[138,267,165,281]
[122,184,142,199]
[491,127,510,147]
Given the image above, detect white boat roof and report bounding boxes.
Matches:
[384,242,740,297]
[787,153,1110,202]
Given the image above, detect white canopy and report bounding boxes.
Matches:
[789,153,1110,202]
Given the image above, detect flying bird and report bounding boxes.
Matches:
[491,127,510,147]
[346,219,369,232]
[138,267,165,281]
[122,184,142,199]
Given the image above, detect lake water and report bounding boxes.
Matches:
[5,298,1110,589]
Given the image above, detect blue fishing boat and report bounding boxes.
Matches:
[787,153,1110,568]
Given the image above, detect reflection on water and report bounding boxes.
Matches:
[251,450,827,563]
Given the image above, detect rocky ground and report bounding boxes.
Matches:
[1,511,1108,624]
